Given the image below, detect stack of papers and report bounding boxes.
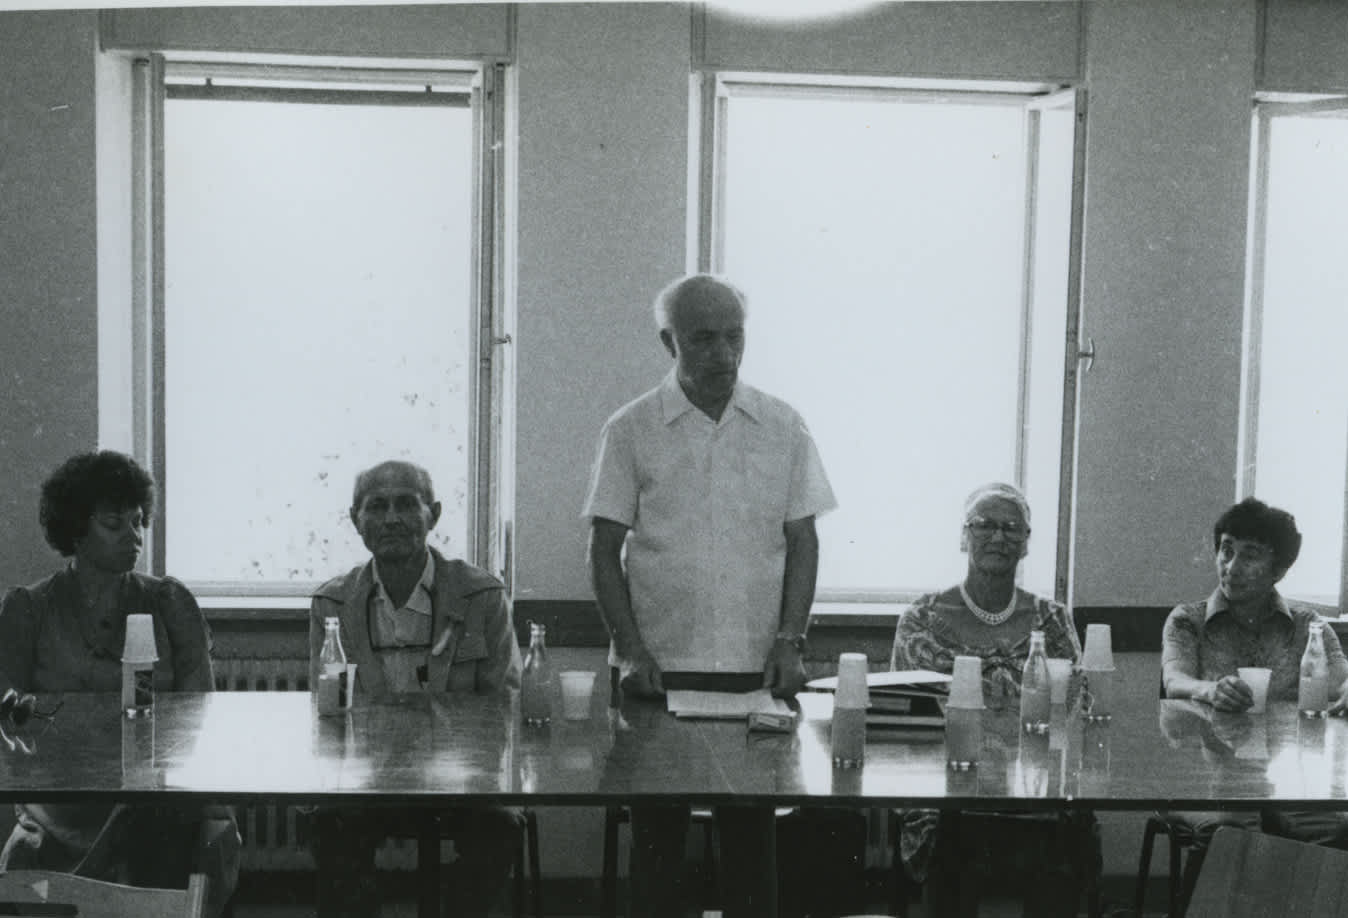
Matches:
[806,670,951,730]
[666,689,793,720]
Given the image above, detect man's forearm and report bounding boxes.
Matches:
[779,517,819,637]
[588,521,645,657]
[593,560,642,655]
[1163,668,1213,703]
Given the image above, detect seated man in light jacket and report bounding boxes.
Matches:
[308,460,522,918]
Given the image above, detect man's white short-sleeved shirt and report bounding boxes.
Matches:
[583,372,836,673]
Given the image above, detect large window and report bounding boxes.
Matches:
[115,57,510,597]
[704,76,1083,600]
[1240,95,1348,606]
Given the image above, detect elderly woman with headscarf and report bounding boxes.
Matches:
[890,482,1097,918]
[0,451,238,916]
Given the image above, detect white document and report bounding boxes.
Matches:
[666,688,793,719]
[804,669,952,692]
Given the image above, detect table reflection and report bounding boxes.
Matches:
[3,689,1347,812]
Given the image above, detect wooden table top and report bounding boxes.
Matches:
[2,674,1346,811]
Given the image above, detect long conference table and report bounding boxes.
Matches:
[3,672,1348,915]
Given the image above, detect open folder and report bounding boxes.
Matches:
[666,688,793,719]
[805,669,951,729]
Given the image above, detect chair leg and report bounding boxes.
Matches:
[1135,818,1158,917]
[700,818,718,910]
[513,828,526,918]
[889,811,910,918]
[1172,838,1192,918]
[527,811,543,918]
[601,806,622,918]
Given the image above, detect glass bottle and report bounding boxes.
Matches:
[521,622,554,726]
[1020,630,1051,734]
[1299,618,1330,718]
[317,616,348,716]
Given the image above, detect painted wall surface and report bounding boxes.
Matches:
[1072,0,1258,605]
[101,3,511,59]
[700,0,1081,80]
[513,3,692,602]
[0,11,102,589]
[1261,0,1348,92]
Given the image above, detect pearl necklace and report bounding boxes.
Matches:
[959,582,1018,626]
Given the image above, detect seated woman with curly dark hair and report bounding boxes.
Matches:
[0,450,238,915]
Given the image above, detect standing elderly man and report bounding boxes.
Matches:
[584,274,837,918]
[308,460,522,918]
[1162,496,1348,910]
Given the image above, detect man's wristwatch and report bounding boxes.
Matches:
[775,631,807,654]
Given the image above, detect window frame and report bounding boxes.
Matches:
[123,53,514,601]
[692,71,1087,604]
[1239,91,1348,607]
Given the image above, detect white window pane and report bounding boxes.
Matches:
[1252,115,1348,604]
[164,98,474,586]
[722,92,1061,595]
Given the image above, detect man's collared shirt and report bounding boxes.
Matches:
[583,371,836,673]
[369,551,435,693]
[1162,588,1348,702]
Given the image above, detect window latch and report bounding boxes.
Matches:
[1077,336,1096,372]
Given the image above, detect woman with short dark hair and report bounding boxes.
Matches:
[0,450,236,915]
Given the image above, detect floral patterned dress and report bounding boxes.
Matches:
[890,587,1095,888]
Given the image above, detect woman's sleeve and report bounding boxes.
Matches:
[0,588,37,692]
[892,596,942,672]
[160,578,215,691]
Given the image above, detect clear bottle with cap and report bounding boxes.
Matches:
[1019,630,1051,735]
[316,616,348,716]
[521,622,554,726]
[1299,618,1330,719]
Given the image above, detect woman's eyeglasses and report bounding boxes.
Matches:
[966,517,1030,541]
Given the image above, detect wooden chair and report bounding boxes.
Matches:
[1186,826,1348,918]
[0,870,207,918]
[1136,678,1200,918]
[1134,811,1199,918]
[387,807,543,918]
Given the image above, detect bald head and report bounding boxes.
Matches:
[652,274,748,333]
[351,460,435,511]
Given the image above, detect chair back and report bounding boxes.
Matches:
[0,870,207,918]
[1187,827,1348,918]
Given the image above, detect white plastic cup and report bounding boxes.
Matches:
[1081,624,1115,672]
[948,655,986,710]
[1238,667,1273,714]
[121,614,159,664]
[833,653,869,768]
[834,653,870,710]
[559,670,597,721]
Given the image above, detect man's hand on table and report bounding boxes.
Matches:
[763,639,806,698]
[617,645,665,698]
[1203,674,1253,713]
